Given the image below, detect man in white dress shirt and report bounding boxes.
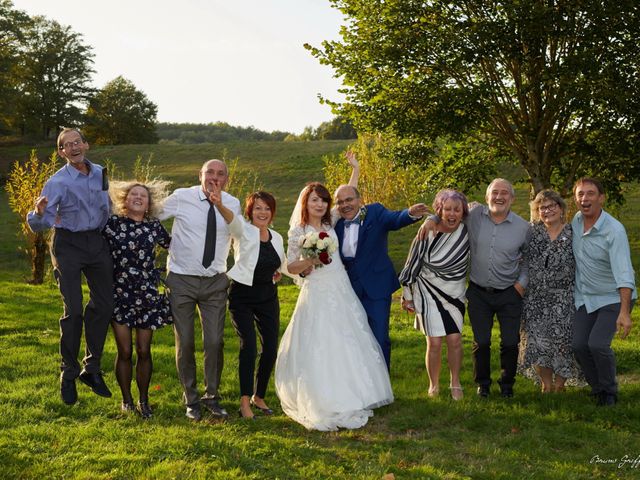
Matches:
[160,159,241,421]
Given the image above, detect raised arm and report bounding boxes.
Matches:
[346,151,360,189]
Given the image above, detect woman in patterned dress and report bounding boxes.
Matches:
[103,180,172,418]
[518,190,584,393]
[399,190,470,400]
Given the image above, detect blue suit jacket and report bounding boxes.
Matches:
[335,203,417,300]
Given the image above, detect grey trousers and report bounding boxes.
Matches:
[572,303,619,395]
[50,228,114,380]
[166,272,229,406]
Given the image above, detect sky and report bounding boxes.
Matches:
[12,0,347,134]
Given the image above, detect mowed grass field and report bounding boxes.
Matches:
[0,141,639,479]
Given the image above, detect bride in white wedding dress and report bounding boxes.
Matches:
[275,182,393,431]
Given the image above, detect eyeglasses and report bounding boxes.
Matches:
[336,197,356,206]
[538,203,558,213]
[58,139,83,150]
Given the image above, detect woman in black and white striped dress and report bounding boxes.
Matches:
[399,190,470,400]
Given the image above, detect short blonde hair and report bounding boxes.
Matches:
[529,189,566,223]
[109,179,170,219]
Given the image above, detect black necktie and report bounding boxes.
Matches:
[202,200,217,268]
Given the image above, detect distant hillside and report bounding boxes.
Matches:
[156,117,358,144]
[156,122,290,144]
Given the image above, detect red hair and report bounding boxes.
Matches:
[300,182,332,226]
[245,191,276,221]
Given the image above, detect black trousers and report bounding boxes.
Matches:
[51,228,114,380]
[228,291,280,398]
[467,283,522,387]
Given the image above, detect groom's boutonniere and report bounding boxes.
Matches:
[358,206,367,223]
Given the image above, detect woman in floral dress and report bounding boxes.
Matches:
[103,180,172,418]
[518,189,584,392]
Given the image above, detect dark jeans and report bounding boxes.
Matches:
[51,228,114,380]
[572,304,620,395]
[228,294,280,398]
[467,283,522,387]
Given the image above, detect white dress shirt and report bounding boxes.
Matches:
[341,214,360,258]
[159,186,241,276]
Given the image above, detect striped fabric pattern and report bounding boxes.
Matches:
[399,224,470,337]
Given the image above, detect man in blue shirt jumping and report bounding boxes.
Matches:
[571,177,637,406]
[28,128,114,405]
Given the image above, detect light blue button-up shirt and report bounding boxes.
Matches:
[572,210,637,313]
[27,160,110,233]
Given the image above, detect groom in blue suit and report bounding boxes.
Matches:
[335,185,428,369]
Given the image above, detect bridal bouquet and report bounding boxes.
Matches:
[299,230,337,266]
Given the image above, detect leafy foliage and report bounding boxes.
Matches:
[5,149,59,283]
[324,134,430,209]
[18,16,95,139]
[310,0,640,202]
[0,0,30,135]
[84,76,158,145]
[286,116,357,141]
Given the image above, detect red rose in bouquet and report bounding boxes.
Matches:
[299,230,338,268]
[318,251,331,265]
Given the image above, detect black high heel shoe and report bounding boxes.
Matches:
[250,396,274,416]
[137,401,153,419]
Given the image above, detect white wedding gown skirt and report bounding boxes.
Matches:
[275,254,393,431]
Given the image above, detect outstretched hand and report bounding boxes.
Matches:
[409,203,429,218]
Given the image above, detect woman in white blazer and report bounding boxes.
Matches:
[211,189,285,419]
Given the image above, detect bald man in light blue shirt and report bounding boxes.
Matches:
[571,177,637,406]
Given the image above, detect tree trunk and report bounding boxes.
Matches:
[30,232,48,285]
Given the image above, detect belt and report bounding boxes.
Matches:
[470,281,511,294]
[56,227,102,235]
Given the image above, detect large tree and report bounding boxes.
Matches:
[19,16,95,139]
[84,76,158,145]
[309,0,640,200]
[0,0,30,135]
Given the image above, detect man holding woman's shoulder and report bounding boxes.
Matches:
[420,178,529,398]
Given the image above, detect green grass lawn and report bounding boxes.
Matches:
[1,142,639,479]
